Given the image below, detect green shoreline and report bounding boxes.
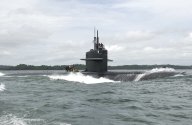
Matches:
[0,64,192,70]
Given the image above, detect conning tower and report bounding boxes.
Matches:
[81,29,111,72]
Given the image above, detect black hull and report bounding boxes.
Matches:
[81,71,182,82]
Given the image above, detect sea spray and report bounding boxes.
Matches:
[0,83,6,92]
[0,72,5,76]
[48,72,116,84]
[172,74,185,77]
[134,73,145,82]
[150,67,175,73]
[0,114,46,125]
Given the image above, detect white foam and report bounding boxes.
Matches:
[48,72,116,84]
[0,83,6,92]
[135,67,176,81]
[0,114,45,125]
[172,74,184,77]
[56,122,72,125]
[134,73,145,82]
[1,75,29,78]
[16,76,29,78]
[150,67,175,73]
[0,72,5,76]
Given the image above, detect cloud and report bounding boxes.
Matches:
[0,0,192,65]
[188,32,192,39]
[125,30,155,41]
[0,50,11,56]
[105,45,125,52]
[143,47,174,53]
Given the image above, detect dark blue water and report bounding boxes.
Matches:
[0,69,192,125]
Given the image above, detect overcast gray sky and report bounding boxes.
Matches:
[0,0,192,66]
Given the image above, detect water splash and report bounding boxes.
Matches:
[48,72,116,84]
[135,67,176,81]
[134,73,145,82]
[0,114,45,125]
[0,113,72,125]
[172,74,184,77]
[0,83,6,92]
[150,67,175,73]
[0,72,5,76]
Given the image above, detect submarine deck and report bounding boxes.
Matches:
[81,71,143,75]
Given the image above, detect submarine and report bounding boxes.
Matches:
[72,29,183,81]
[80,29,142,78]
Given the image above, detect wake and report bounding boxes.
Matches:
[150,67,175,73]
[0,72,5,76]
[48,72,116,84]
[0,113,71,125]
[135,67,176,81]
[0,114,49,125]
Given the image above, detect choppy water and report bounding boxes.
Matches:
[0,69,192,125]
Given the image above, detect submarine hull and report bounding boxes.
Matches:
[81,71,182,82]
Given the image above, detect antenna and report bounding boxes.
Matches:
[97,30,99,50]
[97,30,99,43]
[93,27,97,50]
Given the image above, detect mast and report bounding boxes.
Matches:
[97,30,99,50]
[94,28,97,50]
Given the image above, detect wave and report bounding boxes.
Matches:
[0,76,29,78]
[0,83,6,92]
[0,114,45,125]
[172,74,185,77]
[48,72,116,84]
[150,67,175,73]
[134,73,145,82]
[0,113,71,125]
[135,67,176,81]
[0,72,5,76]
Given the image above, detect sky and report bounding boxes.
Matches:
[0,0,192,66]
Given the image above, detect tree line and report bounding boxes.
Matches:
[0,64,85,70]
[0,64,192,70]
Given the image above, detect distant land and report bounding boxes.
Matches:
[0,64,192,70]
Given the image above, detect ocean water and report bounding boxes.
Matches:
[0,69,192,125]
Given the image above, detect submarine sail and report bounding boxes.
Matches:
[81,29,111,72]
